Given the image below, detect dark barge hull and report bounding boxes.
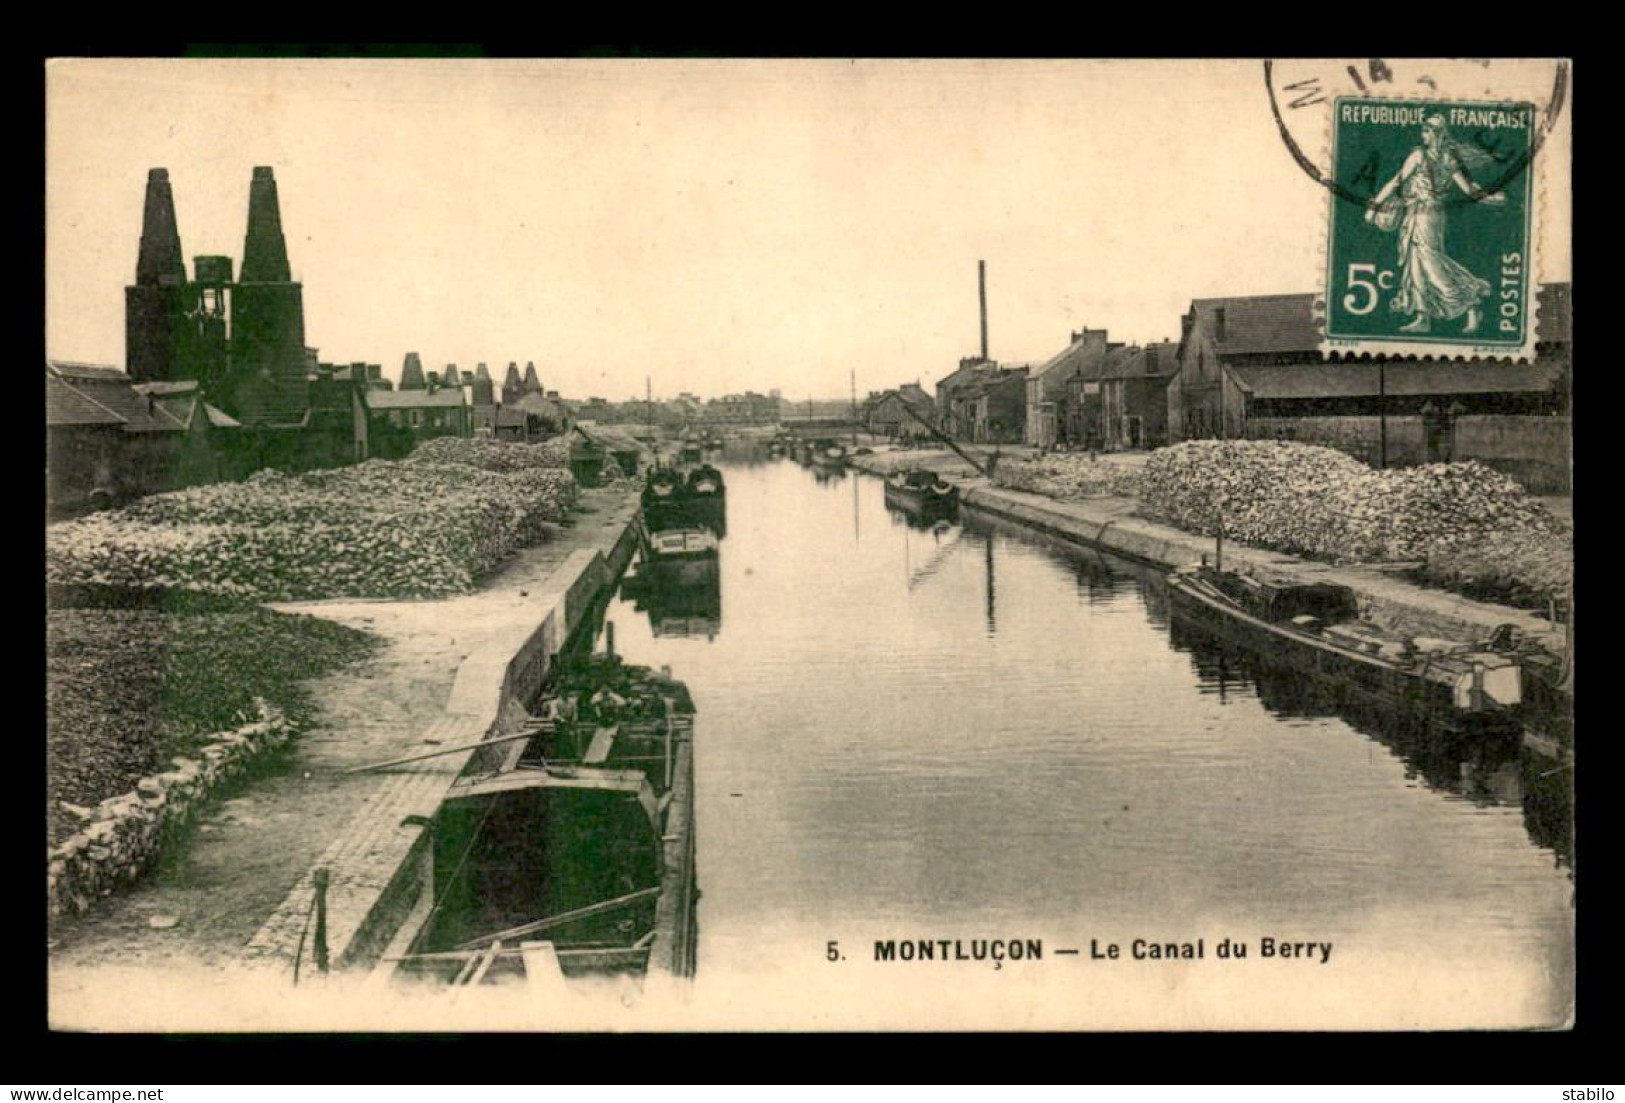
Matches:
[883,482,960,521]
[1165,573,1521,740]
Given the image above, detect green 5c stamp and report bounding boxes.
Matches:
[1324,98,1537,358]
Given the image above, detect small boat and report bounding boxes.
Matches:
[641,467,685,512]
[682,463,727,535]
[1166,564,1522,733]
[883,469,960,520]
[644,525,720,561]
[686,463,724,500]
[810,438,849,469]
[676,438,704,465]
[641,465,726,538]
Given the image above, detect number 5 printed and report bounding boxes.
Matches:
[1343,263,1394,316]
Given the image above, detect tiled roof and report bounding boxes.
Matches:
[46,360,128,383]
[576,424,641,452]
[1192,293,1322,356]
[507,391,564,417]
[369,390,468,410]
[46,373,126,427]
[46,362,180,432]
[1032,332,1110,384]
[1100,341,1180,381]
[132,380,199,396]
[143,389,199,430]
[1089,345,1140,383]
[1228,360,1560,400]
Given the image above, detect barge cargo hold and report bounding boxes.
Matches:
[1166,564,1523,738]
[373,654,698,993]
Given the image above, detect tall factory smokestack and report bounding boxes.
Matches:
[979,259,988,362]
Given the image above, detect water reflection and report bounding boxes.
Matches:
[959,501,1573,871]
[596,459,1572,1021]
[1169,596,1573,871]
[621,556,723,641]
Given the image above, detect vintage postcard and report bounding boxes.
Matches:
[45,57,1573,1033]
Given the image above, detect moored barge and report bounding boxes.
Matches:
[374,653,699,993]
[1166,564,1523,736]
[883,469,960,522]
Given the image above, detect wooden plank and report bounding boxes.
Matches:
[453,766,653,801]
[386,945,651,969]
[344,729,535,774]
[466,940,501,986]
[455,886,661,950]
[582,726,618,764]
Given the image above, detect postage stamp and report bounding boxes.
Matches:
[1322,97,1538,359]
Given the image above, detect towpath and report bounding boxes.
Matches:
[48,484,640,979]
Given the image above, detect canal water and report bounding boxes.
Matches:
[602,454,1574,1029]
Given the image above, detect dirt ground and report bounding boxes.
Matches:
[47,485,639,974]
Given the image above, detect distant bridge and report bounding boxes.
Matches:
[777,415,860,432]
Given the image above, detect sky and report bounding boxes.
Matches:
[46,58,1571,400]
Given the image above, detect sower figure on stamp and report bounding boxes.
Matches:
[1366,114,1506,334]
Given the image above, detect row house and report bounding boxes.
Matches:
[967,366,1030,444]
[1064,344,1132,449]
[1098,341,1179,450]
[1026,329,1110,449]
[934,356,994,438]
[1168,294,1322,442]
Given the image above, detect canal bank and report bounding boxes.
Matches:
[48,484,642,1002]
[851,450,1567,657]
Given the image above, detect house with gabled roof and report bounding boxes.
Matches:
[864,383,935,440]
[46,361,240,515]
[1026,329,1110,448]
[1167,293,1322,442]
[1063,342,1133,450]
[1098,341,1180,450]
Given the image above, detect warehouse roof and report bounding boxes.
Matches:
[1191,294,1322,356]
[1228,360,1560,399]
[369,389,467,410]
